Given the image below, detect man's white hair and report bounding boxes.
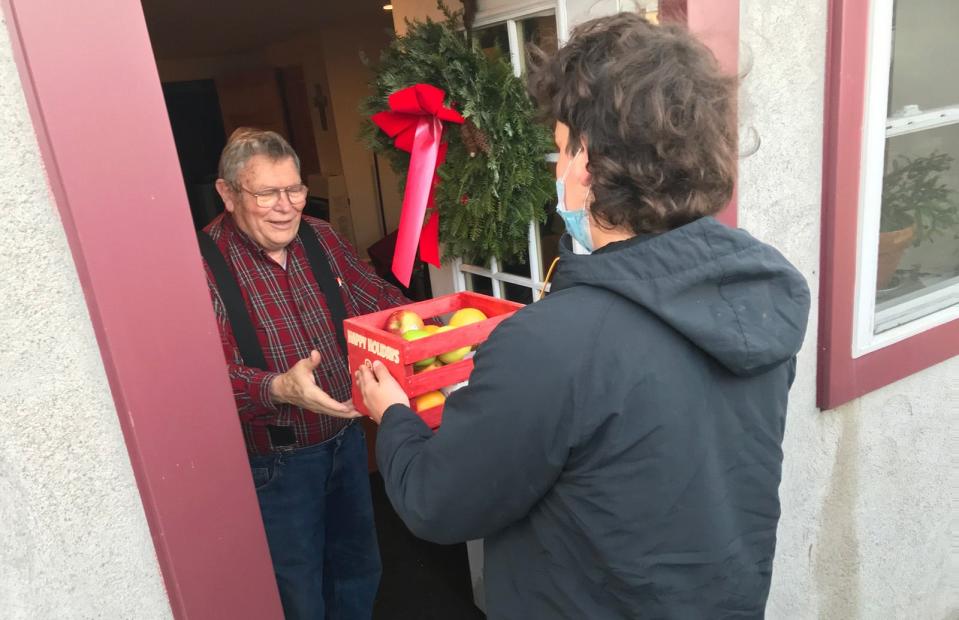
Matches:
[218,127,301,186]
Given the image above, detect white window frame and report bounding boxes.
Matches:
[852,0,959,357]
[451,4,568,300]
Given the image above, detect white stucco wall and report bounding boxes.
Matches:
[0,14,172,620]
[737,1,957,618]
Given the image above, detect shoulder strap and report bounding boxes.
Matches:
[197,231,269,371]
[297,222,349,356]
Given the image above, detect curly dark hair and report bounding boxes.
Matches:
[528,13,737,234]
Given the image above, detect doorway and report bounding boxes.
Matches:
[140,0,479,616]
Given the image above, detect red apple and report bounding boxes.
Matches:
[385,309,425,335]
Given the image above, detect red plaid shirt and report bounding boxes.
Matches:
[203,214,408,455]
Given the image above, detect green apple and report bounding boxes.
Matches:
[402,329,436,368]
[435,326,472,364]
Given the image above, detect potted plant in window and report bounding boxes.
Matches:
[877,150,959,289]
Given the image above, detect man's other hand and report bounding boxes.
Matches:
[270,350,361,419]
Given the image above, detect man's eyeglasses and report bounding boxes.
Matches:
[236,184,309,208]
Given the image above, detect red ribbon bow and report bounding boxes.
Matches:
[372,83,464,287]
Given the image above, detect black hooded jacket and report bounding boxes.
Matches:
[376,217,811,619]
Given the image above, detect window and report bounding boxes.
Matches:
[459,8,566,304]
[856,0,959,351]
[819,0,959,408]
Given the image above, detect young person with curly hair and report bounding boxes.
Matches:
[357,13,809,619]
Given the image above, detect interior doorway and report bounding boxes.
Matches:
[160,78,226,228]
[139,0,477,616]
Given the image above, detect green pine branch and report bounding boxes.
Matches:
[360,2,553,264]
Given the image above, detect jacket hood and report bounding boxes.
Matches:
[550,217,810,376]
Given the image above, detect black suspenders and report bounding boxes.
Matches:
[197,222,348,371]
[296,223,348,356]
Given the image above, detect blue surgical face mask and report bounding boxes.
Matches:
[555,151,594,253]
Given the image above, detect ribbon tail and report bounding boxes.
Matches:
[419,207,441,267]
[392,117,442,287]
[418,139,446,267]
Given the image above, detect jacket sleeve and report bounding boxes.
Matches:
[375,312,577,544]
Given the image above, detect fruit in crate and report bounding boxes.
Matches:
[435,325,472,364]
[402,329,436,368]
[422,324,441,334]
[415,360,443,373]
[413,390,446,412]
[449,307,488,328]
[386,309,425,335]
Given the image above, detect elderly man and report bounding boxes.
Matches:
[202,128,406,619]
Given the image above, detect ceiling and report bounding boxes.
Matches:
[141,0,394,58]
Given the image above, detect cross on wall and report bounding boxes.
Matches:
[312,84,329,131]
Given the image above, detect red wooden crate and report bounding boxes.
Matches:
[345,291,523,429]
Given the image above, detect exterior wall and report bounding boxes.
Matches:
[0,12,172,620]
[737,1,957,617]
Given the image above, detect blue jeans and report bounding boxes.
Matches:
[250,422,381,619]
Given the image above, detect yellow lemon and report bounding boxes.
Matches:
[448,307,487,328]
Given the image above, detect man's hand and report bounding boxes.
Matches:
[270,350,360,419]
[355,361,410,424]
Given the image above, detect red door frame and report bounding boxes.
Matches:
[1,1,282,618]
[2,0,738,617]
[818,0,958,409]
[662,0,740,227]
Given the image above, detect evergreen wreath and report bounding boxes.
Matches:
[361,3,554,264]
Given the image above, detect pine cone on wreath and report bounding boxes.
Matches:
[459,119,491,158]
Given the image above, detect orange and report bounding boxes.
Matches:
[413,390,446,412]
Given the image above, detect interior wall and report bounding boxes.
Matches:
[262,34,345,177]
[391,0,463,36]
[154,52,262,83]
[154,17,403,258]
[319,23,397,256]
[377,154,405,234]
[155,40,344,181]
